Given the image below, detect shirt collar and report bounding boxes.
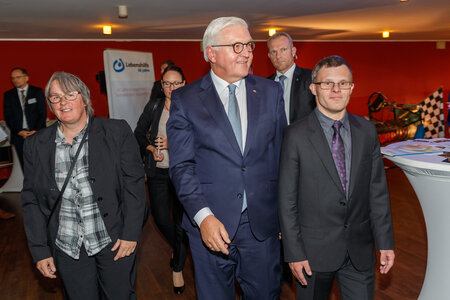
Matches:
[314,107,350,130]
[17,84,29,93]
[276,63,296,81]
[210,69,244,95]
[55,119,89,145]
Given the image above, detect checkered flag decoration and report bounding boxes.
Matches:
[420,87,444,138]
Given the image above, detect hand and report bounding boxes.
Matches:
[36,257,57,279]
[111,239,137,261]
[289,260,312,286]
[199,215,231,255]
[152,148,164,162]
[155,135,168,151]
[146,145,164,162]
[379,250,395,274]
[18,130,36,139]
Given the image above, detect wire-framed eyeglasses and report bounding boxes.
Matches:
[48,91,80,104]
[313,81,353,90]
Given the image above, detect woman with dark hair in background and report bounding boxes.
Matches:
[135,65,188,294]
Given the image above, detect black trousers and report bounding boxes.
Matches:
[54,243,137,300]
[148,167,188,272]
[296,254,375,300]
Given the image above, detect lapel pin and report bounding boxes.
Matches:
[252,90,256,93]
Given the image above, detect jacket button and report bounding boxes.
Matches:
[103,213,108,218]
[344,223,349,229]
[97,197,103,201]
[237,193,242,199]
[241,166,246,172]
[340,201,346,206]
[90,177,96,183]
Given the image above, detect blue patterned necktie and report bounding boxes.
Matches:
[279,75,287,94]
[228,84,242,152]
[331,120,346,192]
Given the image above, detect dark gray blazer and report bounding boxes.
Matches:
[278,111,394,272]
[21,117,146,263]
[269,65,316,123]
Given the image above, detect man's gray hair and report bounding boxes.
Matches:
[267,32,294,48]
[202,16,248,62]
[311,55,353,83]
[45,72,94,117]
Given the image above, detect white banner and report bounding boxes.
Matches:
[103,49,155,130]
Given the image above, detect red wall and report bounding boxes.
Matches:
[0,40,449,121]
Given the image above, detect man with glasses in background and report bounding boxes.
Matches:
[267,32,315,125]
[3,67,46,169]
[278,55,395,300]
[167,16,286,300]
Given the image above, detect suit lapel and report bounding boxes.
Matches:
[289,66,301,123]
[200,74,242,156]
[307,113,346,196]
[36,123,58,190]
[348,114,363,198]
[243,75,259,158]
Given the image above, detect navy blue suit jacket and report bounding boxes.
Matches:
[167,73,287,241]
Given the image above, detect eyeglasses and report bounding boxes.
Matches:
[162,81,184,88]
[10,75,26,80]
[313,81,353,90]
[211,41,256,54]
[48,91,80,104]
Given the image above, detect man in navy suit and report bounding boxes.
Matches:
[267,32,315,124]
[3,67,46,168]
[167,16,287,300]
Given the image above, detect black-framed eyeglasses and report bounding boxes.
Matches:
[48,91,80,104]
[211,41,256,54]
[162,81,184,88]
[313,81,353,90]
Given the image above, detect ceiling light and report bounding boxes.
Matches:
[269,28,276,36]
[118,5,128,18]
[382,31,390,38]
[103,25,112,35]
[399,0,409,2]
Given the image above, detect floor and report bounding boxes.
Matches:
[0,166,426,299]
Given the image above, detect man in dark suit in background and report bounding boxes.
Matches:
[278,55,395,300]
[167,16,286,299]
[267,32,315,124]
[3,67,46,168]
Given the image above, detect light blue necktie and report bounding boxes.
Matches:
[228,84,242,152]
[279,75,287,94]
[227,84,247,211]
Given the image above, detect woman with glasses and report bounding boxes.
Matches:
[134,65,188,295]
[22,72,146,299]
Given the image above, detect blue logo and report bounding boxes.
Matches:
[113,58,125,72]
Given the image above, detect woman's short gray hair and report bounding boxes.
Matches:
[45,72,94,117]
[202,16,248,62]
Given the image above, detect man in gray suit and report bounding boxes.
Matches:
[267,32,315,124]
[278,55,395,299]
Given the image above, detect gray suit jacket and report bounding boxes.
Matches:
[278,111,394,272]
[21,117,146,262]
[269,65,316,123]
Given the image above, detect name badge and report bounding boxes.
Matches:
[27,98,37,104]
